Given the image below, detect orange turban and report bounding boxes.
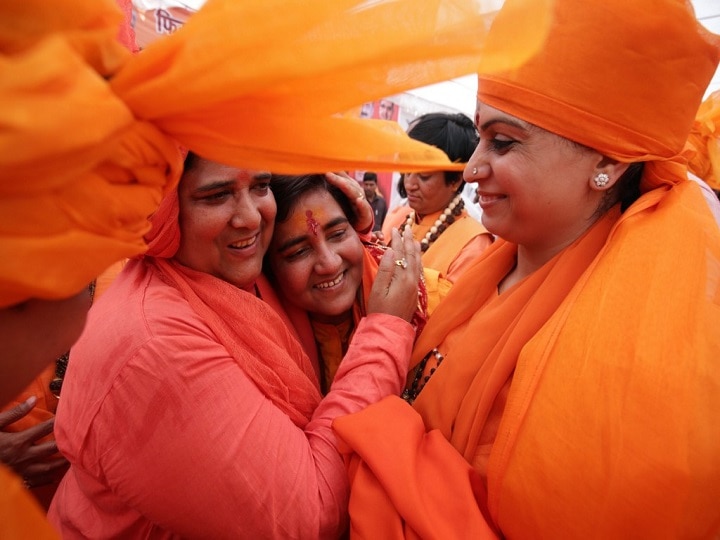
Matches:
[1,0,555,308]
[478,0,720,192]
[685,90,720,191]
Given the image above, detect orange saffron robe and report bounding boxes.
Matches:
[0,465,58,538]
[411,209,492,314]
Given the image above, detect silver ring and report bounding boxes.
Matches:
[394,258,408,269]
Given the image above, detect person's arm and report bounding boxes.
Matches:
[80,315,413,539]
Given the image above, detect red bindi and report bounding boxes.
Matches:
[305,210,320,236]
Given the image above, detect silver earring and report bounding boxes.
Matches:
[472,167,478,175]
[594,172,610,188]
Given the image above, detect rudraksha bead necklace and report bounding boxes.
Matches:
[400,192,464,252]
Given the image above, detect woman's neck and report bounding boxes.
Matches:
[309,310,353,325]
[499,214,607,294]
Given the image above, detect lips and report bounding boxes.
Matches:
[477,193,506,207]
[228,235,258,249]
[315,272,345,290]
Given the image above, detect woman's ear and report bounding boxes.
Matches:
[590,157,631,191]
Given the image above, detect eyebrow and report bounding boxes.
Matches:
[276,215,349,253]
[192,172,272,194]
[479,117,531,133]
[192,180,234,194]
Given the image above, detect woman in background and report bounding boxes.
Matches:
[398,113,494,313]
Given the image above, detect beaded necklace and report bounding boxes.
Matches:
[400,192,464,252]
[401,348,445,405]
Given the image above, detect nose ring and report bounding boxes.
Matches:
[472,167,477,175]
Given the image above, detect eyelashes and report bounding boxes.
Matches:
[488,138,515,153]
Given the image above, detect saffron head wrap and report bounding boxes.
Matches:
[478,0,720,192]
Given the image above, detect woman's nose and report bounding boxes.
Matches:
[229,194,261,229]
[404,173,418,190]
[314,243,342,274]
[464,148,491,183]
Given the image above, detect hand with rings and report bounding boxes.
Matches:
[325,172,373,234]
[368,227,422,322]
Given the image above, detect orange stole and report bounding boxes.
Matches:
[0,465,58,539]
[381,205,411,241]
[413,209,487,276]
[312,246,379,391]
[412,209,487,314]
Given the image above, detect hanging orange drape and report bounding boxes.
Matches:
[1,0,553,308]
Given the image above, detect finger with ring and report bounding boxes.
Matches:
[394,258,408,269]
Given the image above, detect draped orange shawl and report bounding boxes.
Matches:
[335,180,720,538]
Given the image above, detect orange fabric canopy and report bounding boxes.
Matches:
[1,0,553,307]
[685,90,720,190]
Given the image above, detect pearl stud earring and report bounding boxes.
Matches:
[594,172,610,187]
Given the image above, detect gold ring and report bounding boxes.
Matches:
[394,258,408,269]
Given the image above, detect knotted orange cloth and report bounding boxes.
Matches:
[1,0,553,309]
[334,0,720,537]
[685,90,720,191]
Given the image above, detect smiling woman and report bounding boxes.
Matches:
[267,173,427,393]
[174,156,275,291]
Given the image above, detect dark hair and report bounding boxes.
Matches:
[396,174,407,198]
[271,174,358,227]
[592,162,644,219]
[406,112,478,192]
[614,162,644,212]
[563,137,644,218]
[363,171,378,183]
[182,151,202,176]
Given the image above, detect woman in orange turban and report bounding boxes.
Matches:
[334,0,720,538]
